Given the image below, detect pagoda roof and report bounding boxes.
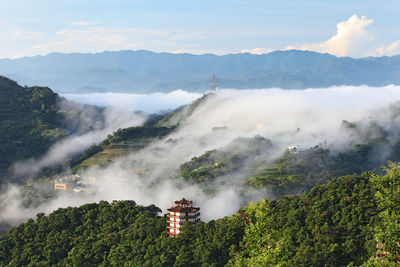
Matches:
[167,206,200,212]
[175,197,192,205]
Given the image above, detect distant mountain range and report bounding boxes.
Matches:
[0,50,399,93]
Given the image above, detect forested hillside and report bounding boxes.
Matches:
[0,200,244,266]
[0,76,109,186]
[1,163,398,266]
[69,125,174,171]
[2,75,400,266]
[69,91,400,203]
[67,93,211,172]
[176,115,400,199]
[233,163,400,266]
[0,76,66,183]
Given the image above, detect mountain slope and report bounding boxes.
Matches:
[67,93,212,172]
[0,76,107,185]
[0,76,67,182]
[1,50,400,93]
[67,91,400,201]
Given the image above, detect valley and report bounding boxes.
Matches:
[2,1,400,265]
[1,76,400,266]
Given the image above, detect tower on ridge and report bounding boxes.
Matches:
[212,74,216,91]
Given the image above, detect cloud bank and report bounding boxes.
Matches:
[243,14,400,57]
[289,15,374,57]
[62,90,203,113]
[0,22,210,59]
[373,40,400,57]
[11,103,147,178]
[1,13,400,59]
[3,85,400,228]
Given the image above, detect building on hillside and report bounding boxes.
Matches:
[166,198,200,236]
[287,145,305,154]
[53,174,93,193]
[53,176,76,191]
[54,182,69,191]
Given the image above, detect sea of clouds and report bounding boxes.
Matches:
[62,90,203,113]
[2,85,400,228]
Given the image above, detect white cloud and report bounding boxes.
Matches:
[4,85,400,225]
[1,15,399,59]
[71,21,91,26]
[30,26,208,56]
[0,21,210,58]
[0,21,43,58]
[62,90,203,113]
[242,15,392,58]
[12,105,147,177]
[240,47,274,55]
[296,15,374,57]
[33,27,155,52]
[372,40,400,57]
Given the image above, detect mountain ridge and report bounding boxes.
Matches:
[1,50,399,93]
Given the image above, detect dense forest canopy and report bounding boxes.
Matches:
[1,164,399,266]
[0,76,109,186]
[0,76,65,183]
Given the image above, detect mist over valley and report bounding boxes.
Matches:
[2,83,400,227]
[1,4,400,263]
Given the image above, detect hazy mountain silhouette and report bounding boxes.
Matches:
[1,50,399,93]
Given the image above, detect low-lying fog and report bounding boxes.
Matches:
[62,90,202,113]
[2,85,400,228]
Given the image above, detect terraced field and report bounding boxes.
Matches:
[73,137,162,170]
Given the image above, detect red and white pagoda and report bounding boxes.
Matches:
[166,198,200,236]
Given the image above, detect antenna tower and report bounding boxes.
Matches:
[212,74,216,91]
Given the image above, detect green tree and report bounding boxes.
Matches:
[371,162,400,260]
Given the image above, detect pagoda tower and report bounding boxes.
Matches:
[166,198,200,236]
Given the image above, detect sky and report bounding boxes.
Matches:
[0,0,399,58]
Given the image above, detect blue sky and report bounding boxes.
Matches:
[0,0,399,58]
